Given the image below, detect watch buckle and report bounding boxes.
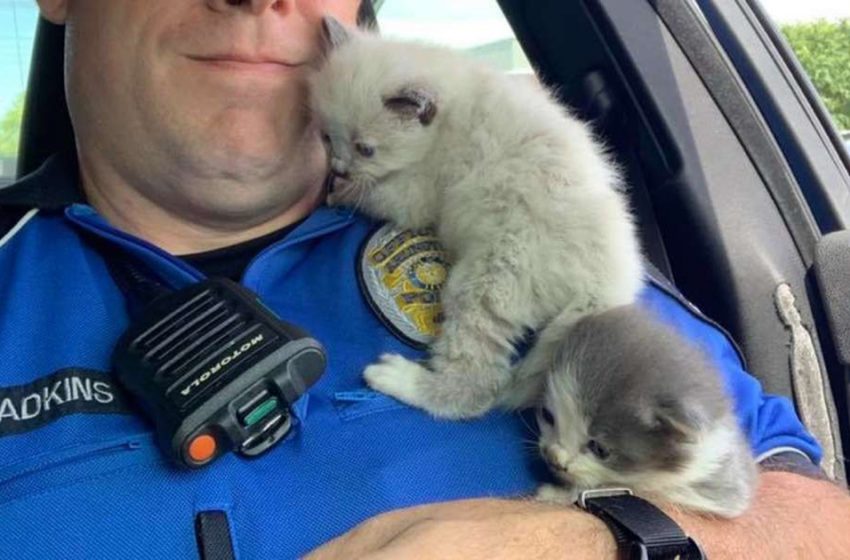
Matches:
[577,487,634,509]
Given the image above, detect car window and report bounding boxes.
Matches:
[379,0,848,152]
[375,0,532,75]
[0,1,38,187]
[759,0,850,151]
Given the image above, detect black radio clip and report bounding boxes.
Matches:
[112,277,325,468]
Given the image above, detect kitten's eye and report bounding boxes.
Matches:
[355,142,375,158]
[320,132,331,145]
[586,439,610,460]
[539,407,555,427]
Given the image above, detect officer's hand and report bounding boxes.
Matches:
[303,498,615,560]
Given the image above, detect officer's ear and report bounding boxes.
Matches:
[36,0,68,25]
[321,16,353,54]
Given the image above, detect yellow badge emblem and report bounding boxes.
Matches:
[359,224,449,348]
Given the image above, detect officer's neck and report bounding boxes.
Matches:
[78,152,327,256]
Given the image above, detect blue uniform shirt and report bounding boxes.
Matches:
[0,157,821,558]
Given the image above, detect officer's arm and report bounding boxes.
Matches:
[307,471,850,559]
[672,470,850,558]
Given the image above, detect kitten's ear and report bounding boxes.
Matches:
[383,86,438,126]
[649,397,703,442]
[321,16,353,53]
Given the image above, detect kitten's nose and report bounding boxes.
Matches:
[330,158,349,178]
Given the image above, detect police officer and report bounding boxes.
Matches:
[0,1,847,559]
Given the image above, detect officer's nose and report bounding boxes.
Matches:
[207,0,288,15]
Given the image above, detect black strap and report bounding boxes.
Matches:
[103,254,173,316]
[76,231,174,317]
[582,494,705,560]
[195,511,237,560]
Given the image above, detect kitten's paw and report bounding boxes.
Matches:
[364,354,429,405]
[534,484,579,505]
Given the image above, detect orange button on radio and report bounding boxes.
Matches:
[188,434,217,463]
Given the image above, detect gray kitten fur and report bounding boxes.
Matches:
[535,305,758,517]
[309,18,644,418]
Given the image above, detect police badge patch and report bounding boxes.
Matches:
[358,224,449,349]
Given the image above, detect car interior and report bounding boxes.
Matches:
[7,0,850,482]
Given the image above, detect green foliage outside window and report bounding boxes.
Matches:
[0,93,24,157]
[782,19,850,130]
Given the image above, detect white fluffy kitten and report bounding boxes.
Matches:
[534,305,757,518]
[309,18,644,419]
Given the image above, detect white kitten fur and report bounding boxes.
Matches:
[310,21,644,418]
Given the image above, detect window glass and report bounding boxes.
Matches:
[0,0,38,186]
[760,0,850,151]
[378,1,849,152]
[376,0,532,75]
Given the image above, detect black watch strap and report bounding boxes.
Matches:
[578,489,706,560]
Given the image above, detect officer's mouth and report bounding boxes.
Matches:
[186,53,305,72]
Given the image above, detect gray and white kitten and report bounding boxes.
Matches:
[534,305,758,518]
[309,18,644,419]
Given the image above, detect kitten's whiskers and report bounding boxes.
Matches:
[517,411,540,437]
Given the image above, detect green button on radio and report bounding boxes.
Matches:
[243,396,279,427]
